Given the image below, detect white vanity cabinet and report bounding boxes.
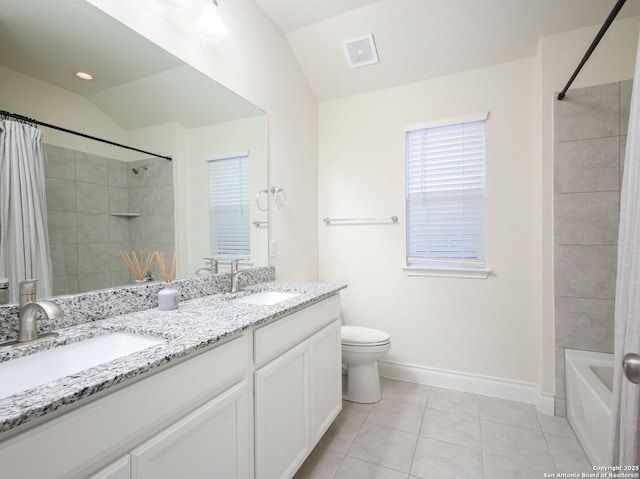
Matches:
[309,321,343,444]
[254,296,342,479]
[0,292,342,479]
[85,381,250,479]
[0,334,251,479]
[130,380,250,479]
[88,456,131,479]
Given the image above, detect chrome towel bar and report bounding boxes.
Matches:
[323,216,399,224]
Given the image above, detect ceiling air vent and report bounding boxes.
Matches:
[342,34,379,68]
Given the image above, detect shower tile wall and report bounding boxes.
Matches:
[127,157,175,281]
[45,146,174,295]
[553,80,631,416]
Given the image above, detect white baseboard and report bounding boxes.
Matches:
[378,359,556,416]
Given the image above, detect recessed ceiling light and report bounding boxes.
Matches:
[75,72,93,80]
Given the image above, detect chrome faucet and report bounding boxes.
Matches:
[230,260,256,294]
[19,278,37,307]
[17,280,63,343]
[0,280,64,350]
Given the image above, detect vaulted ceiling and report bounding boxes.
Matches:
[255,0,640,100]
[3,0,639,128]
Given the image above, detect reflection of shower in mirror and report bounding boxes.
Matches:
[131,165,149,174]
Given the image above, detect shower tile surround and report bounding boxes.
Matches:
[45,145,175,295]
[553,81,631,416]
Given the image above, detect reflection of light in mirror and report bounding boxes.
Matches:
[197,0,228,41]
[74,71,93,80]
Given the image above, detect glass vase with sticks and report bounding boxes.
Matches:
[156,252,178,310]
[120,251,155,283]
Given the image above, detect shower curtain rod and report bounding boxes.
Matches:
[557,0,627,100]
[0,110,172,161]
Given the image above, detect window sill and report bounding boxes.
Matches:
[402,265,492,279]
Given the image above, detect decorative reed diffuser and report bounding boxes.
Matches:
[120,251,155,282]
[155,251,178,310]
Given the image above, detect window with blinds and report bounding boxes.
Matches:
[405,112,490,278]
[208,152,250,257]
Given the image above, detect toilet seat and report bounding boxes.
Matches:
[342,342,390,353]
[341,326,390,347]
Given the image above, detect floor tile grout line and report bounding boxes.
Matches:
[542,430,561,474]
[478,403,486,479]
[311,380,590,478]
[315,404,366,479]
[534,409,553,472]
[343,455,414,477]
[328,449,347,479]
[405,388,430,478]
[340,400,368,473]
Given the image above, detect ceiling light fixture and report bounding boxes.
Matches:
[75,71,93,80]
[197,0,228,41]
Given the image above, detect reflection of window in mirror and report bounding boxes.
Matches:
[208,152,251,262]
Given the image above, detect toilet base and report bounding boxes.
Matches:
[343,361,382,403]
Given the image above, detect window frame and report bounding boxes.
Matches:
[207,150,251,260]
[403,112,491,279]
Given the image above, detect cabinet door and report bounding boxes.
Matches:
[131,380,250,479]
[309,319,342,443]
[88,456,131,479]
[254,342,310,479]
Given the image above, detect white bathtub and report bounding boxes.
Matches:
[565,349,614,466]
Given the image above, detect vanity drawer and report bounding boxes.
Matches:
[254,295,340,367]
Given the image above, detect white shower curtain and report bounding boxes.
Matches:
[0,120,52,303]
[609,33,640,467]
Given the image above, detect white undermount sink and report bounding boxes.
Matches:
[0,332,164,400]
[232,291,300,306]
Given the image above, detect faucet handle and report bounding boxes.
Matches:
[230,259,240,273]
[19,279,37,307]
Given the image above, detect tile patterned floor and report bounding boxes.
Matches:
[294,378,592,479]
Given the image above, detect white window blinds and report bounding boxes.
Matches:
[406,113,488,272]
[208,152,250,257]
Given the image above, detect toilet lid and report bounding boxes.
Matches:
[341,326,390,346]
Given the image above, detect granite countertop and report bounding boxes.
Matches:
[0,281,345,435]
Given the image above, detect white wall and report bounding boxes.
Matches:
[318,16,640,398]
[87,0,320,281]
[0,65,128,160]
[319,57,542,384]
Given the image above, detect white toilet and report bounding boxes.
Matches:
[341,326,391,403]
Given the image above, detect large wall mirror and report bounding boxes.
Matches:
[0,0,268,300]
